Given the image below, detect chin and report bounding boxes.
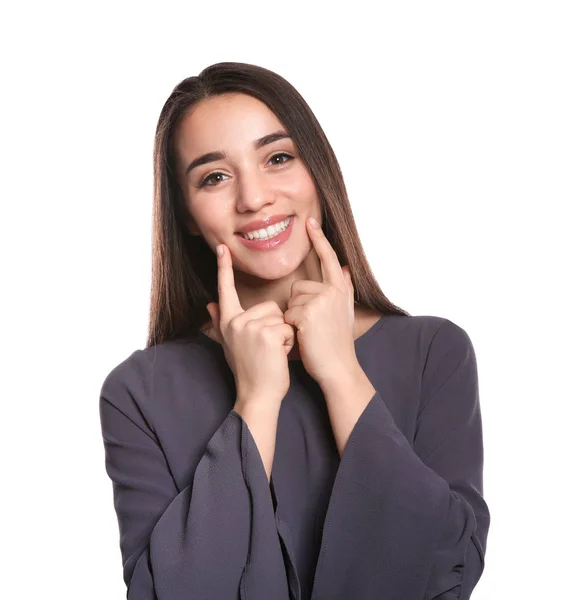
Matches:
[238,250,309,282]
[248,263,299,282]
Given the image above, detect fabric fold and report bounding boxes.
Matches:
[101,378,292,599]
[271,472,302,600]
[309,320,490,600]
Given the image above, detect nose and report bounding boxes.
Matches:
[235,168,275,214]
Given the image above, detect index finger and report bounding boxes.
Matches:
[307,218,346,289]
[216,244,244,323]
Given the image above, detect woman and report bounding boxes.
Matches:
[99,62,490,600]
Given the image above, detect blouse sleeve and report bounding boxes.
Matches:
[309,319,491,600]
[99,351,292,600]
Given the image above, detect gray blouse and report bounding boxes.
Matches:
[99,313,490,599]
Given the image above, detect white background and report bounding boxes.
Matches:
[2,1,561,599]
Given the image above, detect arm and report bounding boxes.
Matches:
[319,365,376,457]
[233,398,281,482]
[310,319,490,600]
[99,351,291,600]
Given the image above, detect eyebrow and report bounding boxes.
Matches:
[185,130,292,176]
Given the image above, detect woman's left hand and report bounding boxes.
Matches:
[284,217,359,389]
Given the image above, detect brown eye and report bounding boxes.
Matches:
[197,172,228,188]
[268,152,293,166]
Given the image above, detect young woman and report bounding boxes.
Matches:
[99,62,490,600]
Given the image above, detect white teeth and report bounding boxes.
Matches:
[242,217,291,241]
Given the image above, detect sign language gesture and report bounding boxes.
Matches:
[284,217,358,390]
[206,245,296,406]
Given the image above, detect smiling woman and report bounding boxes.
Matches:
[99,62,490,600]
[148,62,409,347]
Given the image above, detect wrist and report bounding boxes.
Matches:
[234,396,282,415]
[319,362,372,397]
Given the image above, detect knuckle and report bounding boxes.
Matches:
[229,315,244,333]
[247,318,261,332]
[266,300,281,314]
[258,326,273,343]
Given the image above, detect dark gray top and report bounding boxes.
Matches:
[99,314,490,600]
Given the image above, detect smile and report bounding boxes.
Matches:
[239,216,292,241]
[235,216,295,251]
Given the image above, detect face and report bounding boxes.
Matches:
[173,93,322,282]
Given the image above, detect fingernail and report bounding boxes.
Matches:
[309,217,319,229]
[216,244,224,257]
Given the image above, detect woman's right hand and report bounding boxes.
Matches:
[205,244,295,407]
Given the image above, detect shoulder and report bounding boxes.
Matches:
[383,313,473,347]
[413,315,475,361]
[378,314,479,412]
[379,314,477,380]
[406,316,478,405]
[99,336,221,417]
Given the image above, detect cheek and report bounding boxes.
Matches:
[190,202,232,239]
[281,169,318,207]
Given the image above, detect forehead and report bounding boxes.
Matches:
[174,93,286,157]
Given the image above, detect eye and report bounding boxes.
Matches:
[196,152,294,188]
[268,152,294,167]
[197,172,228,188]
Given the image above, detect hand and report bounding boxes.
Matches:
[283,217,358,389]
[206,244,295,406]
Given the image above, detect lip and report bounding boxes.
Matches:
[236,214,293,235]
[236,215,295,251]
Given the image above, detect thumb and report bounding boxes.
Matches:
[206,302,220,331]
[206,302,225,344]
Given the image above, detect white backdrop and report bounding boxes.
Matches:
[2,1,561,599]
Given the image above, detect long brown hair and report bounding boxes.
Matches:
[147,62,409,348]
